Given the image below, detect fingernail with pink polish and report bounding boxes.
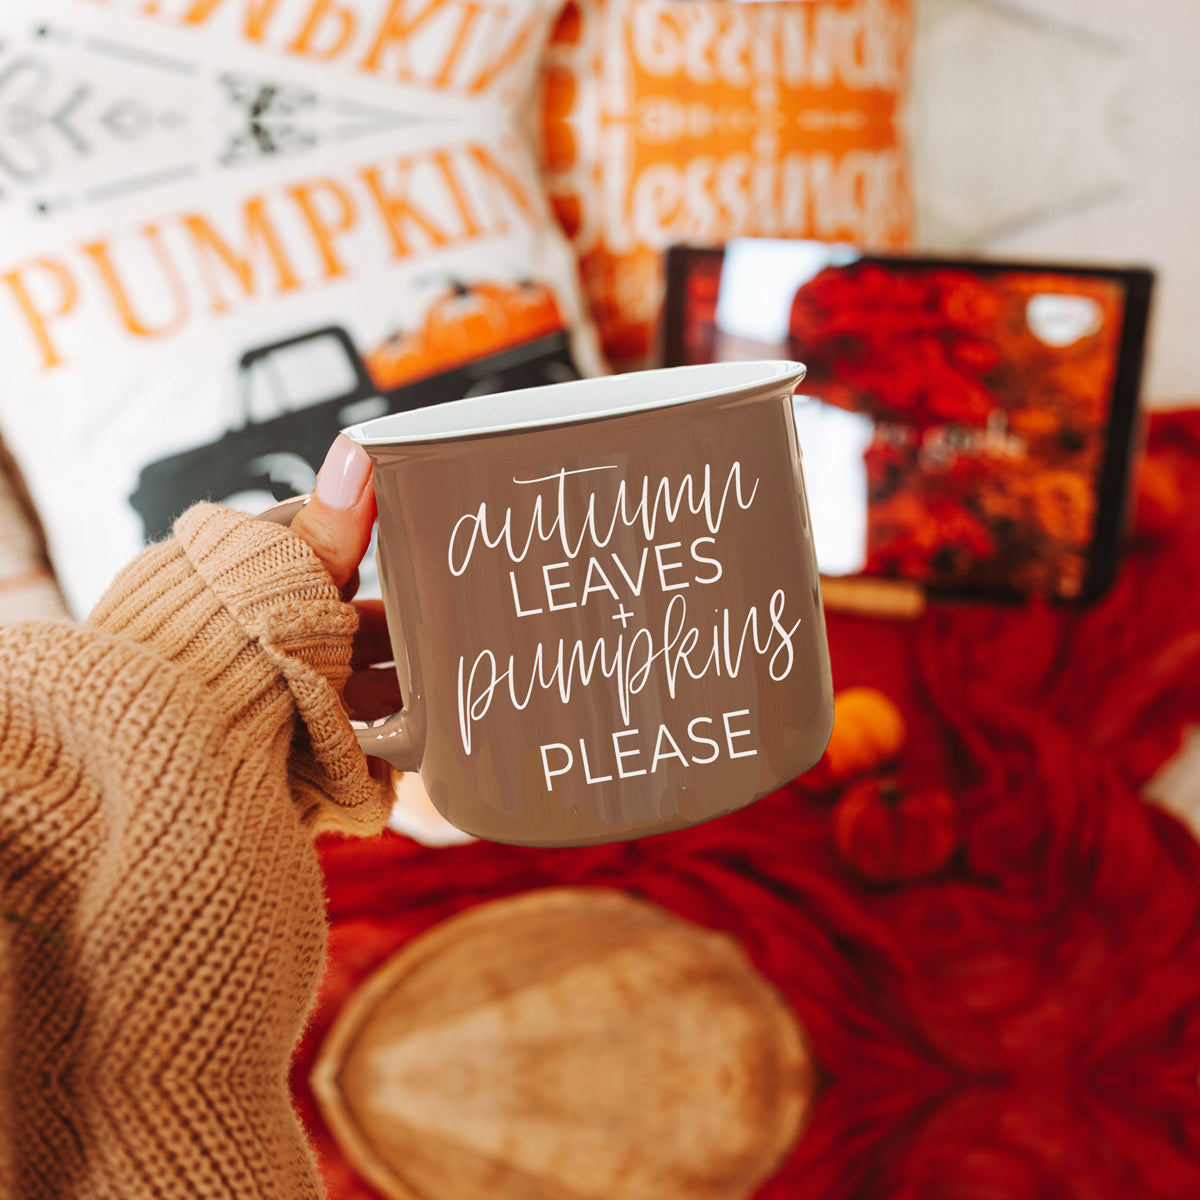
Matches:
[316,435,371,510]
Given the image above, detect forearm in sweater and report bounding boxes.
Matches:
[0,504,391,1199]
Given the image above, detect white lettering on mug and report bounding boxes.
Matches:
[509,570,543,617]
[538,707,761,791]
[687,717,721,765]
[505,542,724,617]
[654,541,689,591]
[690,536,723,584]
[579,738,613,785]
[543,562,577,611]
[540,743,573,789]
[451,459,804,792]
[610,547,649,596]
[582,557,621,604]
[613,729,647,779]
[457,589,802,753]
[651,723,690,773]
[447,462,757,577]
[722,709,758,759]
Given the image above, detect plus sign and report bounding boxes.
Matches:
[611,603,634,628]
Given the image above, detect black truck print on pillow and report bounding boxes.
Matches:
[130,285,579,542]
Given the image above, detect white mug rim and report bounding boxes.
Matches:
[343,360,806,446]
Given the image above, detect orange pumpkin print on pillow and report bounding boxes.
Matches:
[539,0,916,366]
[365,280,565,389]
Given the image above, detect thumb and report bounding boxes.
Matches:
[291,434,376,591]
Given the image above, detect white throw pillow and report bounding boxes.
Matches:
[0,0,601,615]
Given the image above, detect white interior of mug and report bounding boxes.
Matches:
[344,360,806,445]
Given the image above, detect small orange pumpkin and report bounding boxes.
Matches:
[819,687,906,782]
[832,778,959,884]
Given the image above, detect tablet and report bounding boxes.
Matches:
[662,241,1154,603]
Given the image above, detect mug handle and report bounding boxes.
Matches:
[257,495,422,772]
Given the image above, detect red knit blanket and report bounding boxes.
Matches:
[298,410,1200,1199]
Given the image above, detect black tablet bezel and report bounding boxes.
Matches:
[661,245,1156,605]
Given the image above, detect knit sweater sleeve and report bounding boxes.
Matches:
[0,504,393,1199]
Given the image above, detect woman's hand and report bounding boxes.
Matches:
[291,433,376,595]
[291,435,403,723]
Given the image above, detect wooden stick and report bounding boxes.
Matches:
[819,576,926,620]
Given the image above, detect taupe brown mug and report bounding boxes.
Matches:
[276,362,833,846]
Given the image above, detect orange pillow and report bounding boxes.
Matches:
[540,0,915,367]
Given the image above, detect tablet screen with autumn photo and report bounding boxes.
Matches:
[662,243,1153,602]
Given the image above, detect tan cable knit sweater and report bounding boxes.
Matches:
[0,505,393,1198]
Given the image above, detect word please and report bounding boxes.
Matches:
[539,709,757,792]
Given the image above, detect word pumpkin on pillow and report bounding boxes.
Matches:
[539,0,915,367]
[0,0,600,615]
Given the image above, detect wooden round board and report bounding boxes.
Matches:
[311,887,816,1200]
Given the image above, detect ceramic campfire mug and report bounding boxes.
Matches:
[269,361,833,847]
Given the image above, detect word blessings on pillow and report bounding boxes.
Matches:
[539,0,915,366]
[0,0,600,615]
